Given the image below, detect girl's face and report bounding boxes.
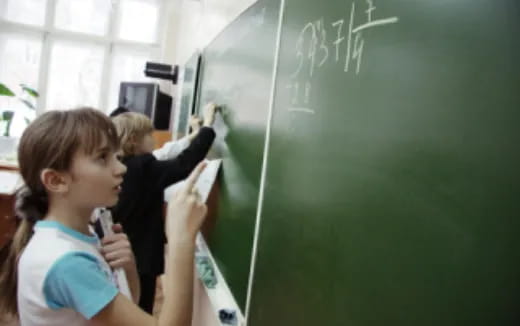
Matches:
[136,132,155,155]
[66,142,127,209]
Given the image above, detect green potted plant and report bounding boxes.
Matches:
[0,83,39,164]
[0,82,39,137]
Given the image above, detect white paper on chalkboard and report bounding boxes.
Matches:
[164,159,222,203]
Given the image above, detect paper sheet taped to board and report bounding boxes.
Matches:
[164,159,222,203]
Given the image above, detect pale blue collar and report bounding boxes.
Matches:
[35,220,98,245]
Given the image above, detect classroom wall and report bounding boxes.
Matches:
[162,0,257,66]
[160,0,257,130]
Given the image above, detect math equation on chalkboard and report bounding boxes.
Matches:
[285,0,399,114]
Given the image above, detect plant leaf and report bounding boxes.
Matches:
[2,111,14,120]
[19,98,36,110]
[3,111,14,137]
[0,83,15,97]
[20,84,39,98]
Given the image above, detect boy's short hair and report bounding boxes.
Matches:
[112,112,154,156]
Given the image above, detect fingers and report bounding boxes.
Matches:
[101,232,129,247]
[189,116,201,128]
[101,238,130,252]
[189,115,202,124]
[182,161,207,197]
[166,161,209,240]
[107,257,133,269]
[100,231,134,269]
[104,248,133,262]
[203,102,218,126]
[199,203,208,217]
[111,223,123,233]
[205,102,216,112]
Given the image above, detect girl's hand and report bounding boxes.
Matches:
[189,115,202,132]
[166,162,208,243]
[101,224,136,273]
[202,103,217,127]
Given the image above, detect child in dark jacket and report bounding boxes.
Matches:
[111,103,217,313]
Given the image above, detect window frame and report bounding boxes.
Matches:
[0,0,167,115]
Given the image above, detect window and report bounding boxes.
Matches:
[2,0,47,27]
[117,0,160,43]
[0,0,165,139]
[0,33,42,137]
[46,40,105,110]
[54,0,112,36]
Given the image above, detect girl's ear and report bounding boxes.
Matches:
[40,168,70,194]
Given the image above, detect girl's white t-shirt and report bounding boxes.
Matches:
[17,221,119,326]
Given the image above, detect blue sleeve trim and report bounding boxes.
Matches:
[43,251,119,319]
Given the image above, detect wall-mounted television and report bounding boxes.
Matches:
[118,82,172,130]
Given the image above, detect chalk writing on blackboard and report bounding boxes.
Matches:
[287,0,399,114]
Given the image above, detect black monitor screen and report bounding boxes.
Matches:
[118,82,157,118]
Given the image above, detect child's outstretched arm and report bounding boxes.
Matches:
[188,102,218,141]
[89,162,207,326]
[185,115,202,142]
[150,106,216,190]
[152,103,217,161]
[152,137,191,161]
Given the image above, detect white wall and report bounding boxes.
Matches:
[163,0,257,66]
[160,0,256,134]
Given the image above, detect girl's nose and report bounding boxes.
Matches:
[115,159,127,176]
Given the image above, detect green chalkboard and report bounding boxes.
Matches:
[249,0,520,325]
[196,0,281,311]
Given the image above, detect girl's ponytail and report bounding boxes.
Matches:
[0,186,46,316]
[15,186,49,222]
